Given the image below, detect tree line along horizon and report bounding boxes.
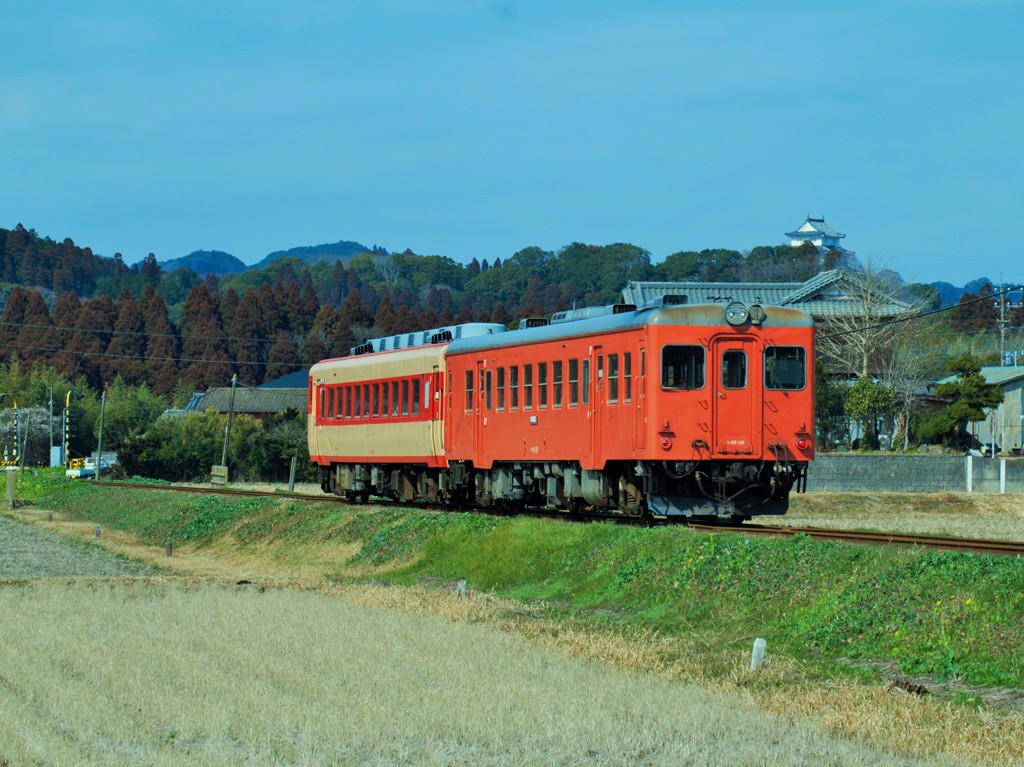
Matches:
[0,222,1018,457]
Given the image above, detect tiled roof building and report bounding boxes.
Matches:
[621,269,915,321]
[786,215,850,253]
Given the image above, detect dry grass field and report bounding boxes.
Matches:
[4,495,1024,766]
[0,579,959,767]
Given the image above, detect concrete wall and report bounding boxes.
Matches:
[806,454,1024,493]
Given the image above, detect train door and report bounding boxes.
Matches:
[591,345,604,465]
[711,336,758,455]
[430,365,443,459]
[473,360,490,467]
[634,342,647,450]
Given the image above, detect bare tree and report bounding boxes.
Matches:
[875,315,948,450]
[816,260,921,379]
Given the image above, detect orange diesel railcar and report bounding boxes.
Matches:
[308,301,814,521]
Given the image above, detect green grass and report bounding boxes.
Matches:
[17,469,1024,689]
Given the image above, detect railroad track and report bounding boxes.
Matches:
[688,523,1024,557]
[92,481,1024,556]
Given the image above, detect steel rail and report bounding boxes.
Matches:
[688,523,1024,557]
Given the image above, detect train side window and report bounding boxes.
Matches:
[722,350,747,389]
[345,386,352,420]
[362,384,370,418]
[382,381,389,418]
[329,387,337,420]
[319,387,327,422]
[524,364,533,410]
[662,345,705,390]
[485,370,493,411]
[354,385,361,420]
[510,366,519,411]
[553,361,563,408]
[582,359,590,405]
[402,379,410,417]
[465,371,473,413]
[538,363,547,409]
[608,354,619,404]
[372,383,380,418]
[624,353,632,402]
[412,378,421,416]
[497,367,505,411]
[765,346,806,390]
[569,359,579,407]
[424,379,431,413]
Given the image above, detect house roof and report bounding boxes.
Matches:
[786,216,845,240]
[621,269,916,320]
[937,367,1024,388]
[197,387,308,415]
[259,369,309,389]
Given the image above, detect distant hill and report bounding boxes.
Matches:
[160,250,247,276]
[249,240,384,270]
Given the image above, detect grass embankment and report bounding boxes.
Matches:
[18,471,1024,691]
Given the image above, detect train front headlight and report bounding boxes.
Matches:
[724,301,748,326]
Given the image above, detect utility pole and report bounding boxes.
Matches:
[95,391,107,481]
[999,273,1007,366]
[220,374,238,469]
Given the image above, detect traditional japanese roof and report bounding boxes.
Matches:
[259,369,309,389]
[197,387,308,415]
[786,215,845,240]
[621,269,917,320]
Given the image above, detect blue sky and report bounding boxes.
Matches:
[2,1,1021,286]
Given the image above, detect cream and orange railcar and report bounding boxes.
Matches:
[308,302,814,520]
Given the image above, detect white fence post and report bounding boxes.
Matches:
[966,454,973,493]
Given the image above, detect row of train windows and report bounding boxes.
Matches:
[319,378,428,422]
[465,354,634,413]
[661,346,806,391]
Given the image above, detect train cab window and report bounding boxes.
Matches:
[465,371,474,413]
[485,370,493,411]
[524,364,533,409]
[569,359,579,406]
[608,354,619,404]
[662,345,705,390]
[765,346,806,390]
[382,382,389,418]
[412,378,421,416]
[553,361,563,408]
[402,380,410,417]
[722,350,747,389]
[362,384,370,418]
[510,366,519,410]
[538,363,548,409]
[582,359,590,405]
[624,353,632,402]
[497,367,506,411]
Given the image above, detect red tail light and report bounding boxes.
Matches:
[796,438,810,450]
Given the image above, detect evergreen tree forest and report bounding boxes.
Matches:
[0,223,885,397]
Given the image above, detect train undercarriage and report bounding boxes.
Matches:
[319,457,807,522]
